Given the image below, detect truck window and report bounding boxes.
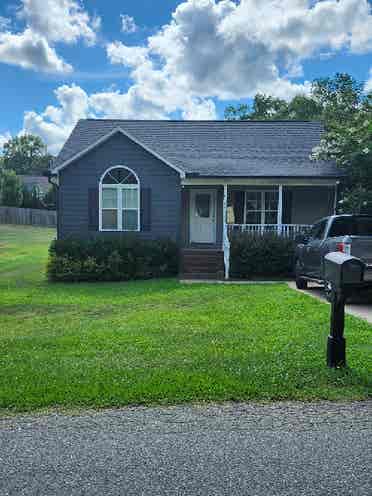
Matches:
[310,219,328,239]
[329,217,372,237]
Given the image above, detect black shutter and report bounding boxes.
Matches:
[141,188,152,232]
[88,188,99,231]
[282,188,292,224]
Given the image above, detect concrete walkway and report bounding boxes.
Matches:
[1,401,371,496]
[288,281,372,324]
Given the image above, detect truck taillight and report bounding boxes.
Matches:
[336,242,351,255]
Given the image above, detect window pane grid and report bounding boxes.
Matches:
[245,190,278,225]
[100,167,139,231]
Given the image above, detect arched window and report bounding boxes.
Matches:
[99,166,140,231]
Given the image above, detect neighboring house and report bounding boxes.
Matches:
[51,119,341,279]
[19,175,50,199]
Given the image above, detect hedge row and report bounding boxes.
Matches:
[47,236,179,282]
[47,232,296,282]
[229,232,296,279]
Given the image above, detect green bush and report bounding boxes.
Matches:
[47,236,179,282]
[230,232,296,279]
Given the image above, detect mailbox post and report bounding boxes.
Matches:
[324,253,365,368]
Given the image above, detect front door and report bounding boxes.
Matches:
[190,189,217,244]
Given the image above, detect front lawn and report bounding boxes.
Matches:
[0,224,371,414]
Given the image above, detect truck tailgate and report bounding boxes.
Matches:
[350,236,372,264]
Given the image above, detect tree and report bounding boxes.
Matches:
[21,184,44,209]
[2,134,52,175]
[224,73,372,215]
[0,170,23,206]
[224,73,361,125]
[311,73,364,127]
[313,93,372,214]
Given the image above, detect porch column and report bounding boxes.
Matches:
[223,184,230,280]
[333,181,339,214]
[277,184,283,235]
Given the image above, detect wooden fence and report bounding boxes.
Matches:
[0,206,57,227]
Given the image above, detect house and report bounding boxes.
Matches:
[51,119,341,279]
[19,175,50,198]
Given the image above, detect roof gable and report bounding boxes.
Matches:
[52,125,185,178]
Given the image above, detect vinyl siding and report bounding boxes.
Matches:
[58,132,181,241]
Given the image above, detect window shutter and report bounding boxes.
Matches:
[88,188,99,231]
[282,189,292,224]
[141,188,152,232]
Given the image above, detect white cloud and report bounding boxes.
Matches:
[0,132,11,151]
[143,0,372,100]
[23,84,90,154]
[365,68,372,93]
[181,98,217,120]
[106,42,148,68]
[22,82,217,154]
[120,14,137,34]
[0,28,72,73]
[0,0,100,74]
[20,0,100,45]
[0,16,11,31]
[18,0,372,153]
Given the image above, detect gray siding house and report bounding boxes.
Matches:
[52,119,341,278]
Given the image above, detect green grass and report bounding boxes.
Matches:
[0,224,371,414]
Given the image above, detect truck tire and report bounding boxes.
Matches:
[295,260,308,290]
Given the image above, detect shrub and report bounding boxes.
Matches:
[229,232,296,279]
[47,236,179,282]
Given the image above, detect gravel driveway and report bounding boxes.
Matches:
[1,401,371,496]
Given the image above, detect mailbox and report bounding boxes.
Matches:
[324,252,365,290]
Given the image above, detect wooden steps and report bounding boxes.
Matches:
[180,249,224,280]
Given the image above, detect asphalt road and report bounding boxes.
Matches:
[1,401,371,496]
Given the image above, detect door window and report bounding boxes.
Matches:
[195,194,211,218]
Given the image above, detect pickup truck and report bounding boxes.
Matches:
[295,214,372,298]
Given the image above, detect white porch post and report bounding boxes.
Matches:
[333,181,339,214]
[223,183,230,280]
[277,184,283,235]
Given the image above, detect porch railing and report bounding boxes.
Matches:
[228,223,311,238]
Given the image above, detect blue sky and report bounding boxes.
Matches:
[0,0,371,155]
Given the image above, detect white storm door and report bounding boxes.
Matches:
[190,190,217,243]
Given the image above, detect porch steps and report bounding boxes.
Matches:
[180,249,224,280]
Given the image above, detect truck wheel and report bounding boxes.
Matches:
[296,277,308,290]
[295,260,308,289]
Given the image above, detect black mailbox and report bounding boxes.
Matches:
[324,252,365,290]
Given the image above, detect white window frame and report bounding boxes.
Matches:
[244,189,279,225]
[99,165,140,232]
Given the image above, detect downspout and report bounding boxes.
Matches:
[223,183,230,280]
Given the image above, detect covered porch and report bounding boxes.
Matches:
[180,178,338,279]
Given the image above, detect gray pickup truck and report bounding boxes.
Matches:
[295,214,372,297]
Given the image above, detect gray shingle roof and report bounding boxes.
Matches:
[53,119,340,178]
